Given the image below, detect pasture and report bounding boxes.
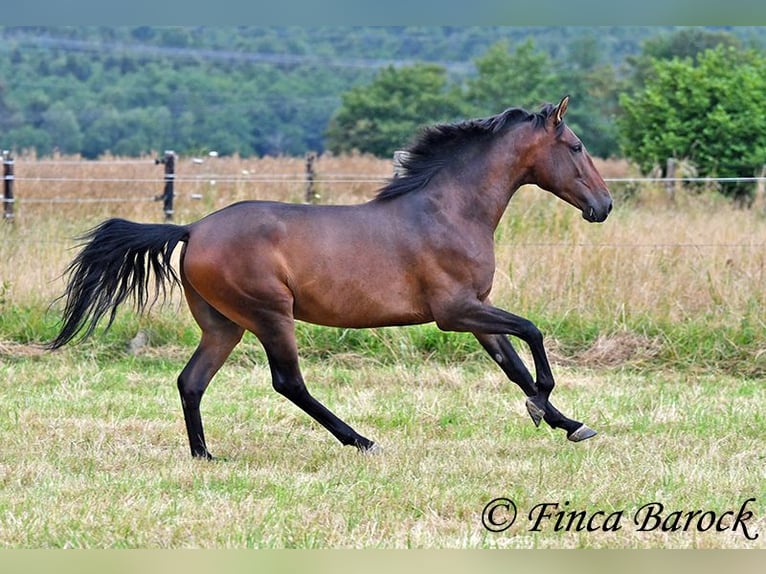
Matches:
[0,154,764,548]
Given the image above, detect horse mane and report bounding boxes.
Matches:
[375,104,554,201]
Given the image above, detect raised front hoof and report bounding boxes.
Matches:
[525,398,545,428]
[567,424,597,443]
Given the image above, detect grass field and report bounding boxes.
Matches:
[0,348,763,548]
[0,154,764,548]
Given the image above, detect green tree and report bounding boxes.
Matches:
[625,28,743,89]
[557,35,621,158]
[41,102,83,154]
[465,39,562,115]
[81,107,123,158]
[464,37,619,157]
[325,63,467,157]
[5,125,52,156]
[0,82,21,134]
[617,45,766,202]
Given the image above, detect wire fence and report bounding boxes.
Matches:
[3,152,766,252]
[2,153,398,215]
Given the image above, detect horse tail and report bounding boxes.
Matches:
[48,218,190,349]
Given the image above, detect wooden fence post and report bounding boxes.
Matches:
[155,150,176,220]
[665,157,677,203]
[305,152,318,203]
[3,150,14,223]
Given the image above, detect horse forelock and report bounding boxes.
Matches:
[375,106,547,201]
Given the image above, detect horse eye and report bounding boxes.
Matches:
[571,143,583,153]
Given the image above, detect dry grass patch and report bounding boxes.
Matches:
[575,331,663,367]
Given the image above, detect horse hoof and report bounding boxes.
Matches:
[525,398,545,428]
[360,442,382,455]
[192,451,215,461]
[567,424,597,442]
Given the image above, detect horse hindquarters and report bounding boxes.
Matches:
[179,233,377,456]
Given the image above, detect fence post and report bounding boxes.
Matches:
[305,152,318,203]
[155,150,176,220]
[3,150,14,223]
[665,157,677,203]
[393,150,410,178]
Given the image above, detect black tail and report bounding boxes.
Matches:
[48,218,190,349]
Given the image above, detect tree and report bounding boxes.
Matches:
[617,45,766,202]
[465,39,562,116]
[40,102,83,154]
[4,125,52,156]
[0,82,21,134]
[624,28,743,90]
[324,63,467,157]
[557,35,621,158]
[464,37,620,157]
[81,107,123,158]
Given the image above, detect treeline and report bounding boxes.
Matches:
[1,26,765,161]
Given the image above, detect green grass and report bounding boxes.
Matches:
[0,347,763,548]
[2,301,765,377]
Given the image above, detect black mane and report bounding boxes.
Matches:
[375,104,554,201]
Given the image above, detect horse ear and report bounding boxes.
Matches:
[553,95,570,126]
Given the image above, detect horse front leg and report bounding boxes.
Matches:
[438,302,596,442]
[473,332,537,398]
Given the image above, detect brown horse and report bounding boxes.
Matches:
[50,96,612,459]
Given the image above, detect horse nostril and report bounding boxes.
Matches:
[607,199,613,215]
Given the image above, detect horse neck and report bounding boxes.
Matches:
[436,129,534,231]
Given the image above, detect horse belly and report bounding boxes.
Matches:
[290,264,431,328]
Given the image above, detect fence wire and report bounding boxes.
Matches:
[2,157,766,252]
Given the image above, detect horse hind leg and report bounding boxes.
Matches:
[248,309,377,452]
[178,280,244,459]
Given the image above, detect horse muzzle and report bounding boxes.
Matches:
[582,195,613,223]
